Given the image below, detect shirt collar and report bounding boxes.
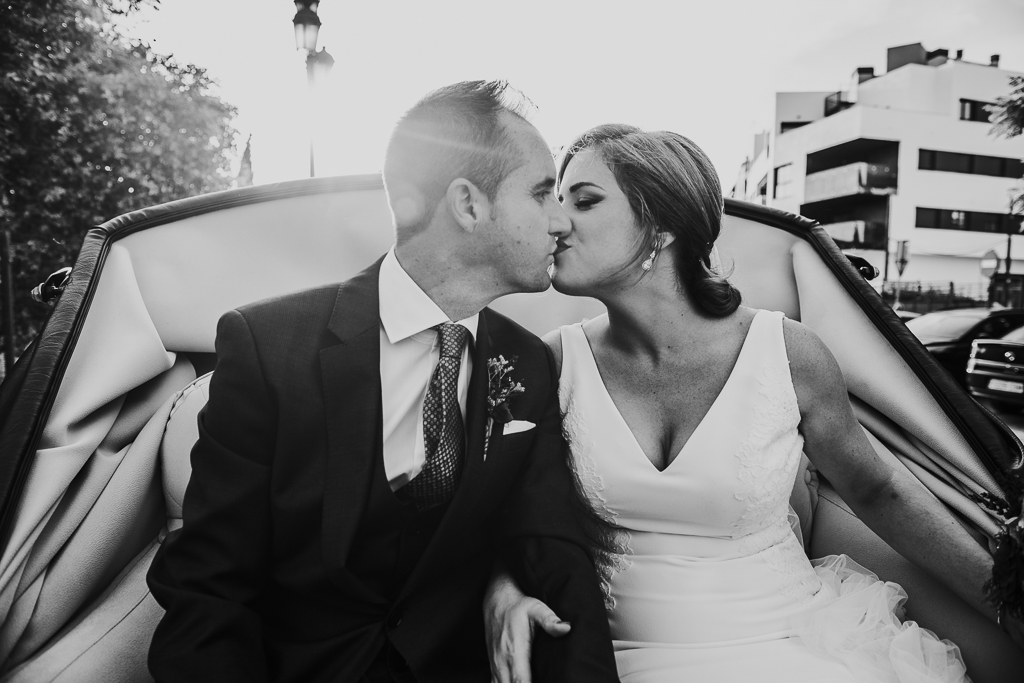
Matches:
[379,247,479,345]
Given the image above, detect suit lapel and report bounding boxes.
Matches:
[398,310,493,599]
[320,258,384,584]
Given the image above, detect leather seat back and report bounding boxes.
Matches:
[159,374,211,532]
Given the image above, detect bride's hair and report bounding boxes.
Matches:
[557,124,741,317]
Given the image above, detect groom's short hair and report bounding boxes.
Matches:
[383,80,531,235]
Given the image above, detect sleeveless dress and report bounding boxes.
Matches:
[558,310,968,683]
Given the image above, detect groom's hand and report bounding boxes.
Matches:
[484,566,571,683]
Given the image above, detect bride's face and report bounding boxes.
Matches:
[554,149,643,295]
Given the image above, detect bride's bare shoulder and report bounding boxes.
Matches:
[542,315,606,377]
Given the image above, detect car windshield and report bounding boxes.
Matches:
[905,310,987,340]
[1002,325,1024,343]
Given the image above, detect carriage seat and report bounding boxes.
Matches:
[9,372,1019,683]
[159,373,211,533]
[149,373,1024,683]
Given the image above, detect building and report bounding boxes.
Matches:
[732,43,1024,294]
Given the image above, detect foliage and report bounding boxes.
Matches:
[0,0,237,356]
[990,75,1024,215]
[991,76,1024,140]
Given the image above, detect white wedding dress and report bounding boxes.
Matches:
[558,309,968,683]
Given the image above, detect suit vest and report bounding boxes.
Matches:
[346,446,450,603]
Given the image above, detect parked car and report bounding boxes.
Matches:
[967,324,1024,411]
[0,177,1021,682]
[894,308,921,322]
[905,307,1024,385]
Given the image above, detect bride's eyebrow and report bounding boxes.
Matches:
[568,181,602,193]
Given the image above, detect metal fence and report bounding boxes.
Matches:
[881,280,989,314]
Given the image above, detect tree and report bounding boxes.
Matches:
[0,0,237,356]
[990,75,1024,215]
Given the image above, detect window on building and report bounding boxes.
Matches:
[774,164,794,199]
[960,99,995,123]
[916,207,1019,233]
[916,207,938,228]
[779,122,810,134]
[973,155,1003,176]
[937,152,972,174]
[972,212,1003,233]
[918,148,1024,178]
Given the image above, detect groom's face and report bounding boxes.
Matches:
[480,117,571,293]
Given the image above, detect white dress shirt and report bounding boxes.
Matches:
[378,248,478,491]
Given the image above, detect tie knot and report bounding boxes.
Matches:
[436,323,469,360]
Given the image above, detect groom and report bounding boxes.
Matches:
[147,81,618,683]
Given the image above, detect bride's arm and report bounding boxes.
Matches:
[784,318,1024,647]
[484,560,571,683]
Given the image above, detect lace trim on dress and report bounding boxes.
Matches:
[733,362,803,537]
[561,388,633,611]
[733,355,819,602]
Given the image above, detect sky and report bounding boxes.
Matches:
[120,0,1024,189]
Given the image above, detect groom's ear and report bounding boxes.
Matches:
[447,178,489,233]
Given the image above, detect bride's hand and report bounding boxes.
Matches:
[484,564,571,683]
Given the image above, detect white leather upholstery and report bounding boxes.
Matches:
[0,373,212,683]
[159,374,211,531]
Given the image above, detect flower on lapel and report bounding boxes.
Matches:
[483,356,525,460]
[487,355,525,424]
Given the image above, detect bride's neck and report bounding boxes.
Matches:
[599,277,706,360]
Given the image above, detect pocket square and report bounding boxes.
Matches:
[503,419,535,435]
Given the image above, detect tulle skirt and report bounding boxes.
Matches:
[795,555,967,683]
[612,554,967,683]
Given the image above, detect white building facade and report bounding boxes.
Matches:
[732,44,1024,295]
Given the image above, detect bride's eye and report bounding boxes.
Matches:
[575,197,599,210]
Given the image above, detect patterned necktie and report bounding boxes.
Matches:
[403,322,469,511]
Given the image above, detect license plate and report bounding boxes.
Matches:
[988,379,1024,393]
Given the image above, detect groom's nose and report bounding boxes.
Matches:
[549,202,571,237]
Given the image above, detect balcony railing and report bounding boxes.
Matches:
[824,91,854,117]
[821,220,887,250]
[804,162,897,204]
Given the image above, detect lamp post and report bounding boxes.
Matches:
[1009,188,1023,275]
[292,1,334,178]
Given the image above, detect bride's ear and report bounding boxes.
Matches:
[657,231,676,249]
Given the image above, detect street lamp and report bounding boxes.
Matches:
[292,1,320,52]
[1008,188,1023,275]
[292,1,333,177]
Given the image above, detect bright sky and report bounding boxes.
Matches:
[121,0,1024,189]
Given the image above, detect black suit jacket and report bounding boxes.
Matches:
[147,258,618,683]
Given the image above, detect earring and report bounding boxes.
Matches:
[641,249,657,272]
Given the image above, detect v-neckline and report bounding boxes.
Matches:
[579,310,762,474]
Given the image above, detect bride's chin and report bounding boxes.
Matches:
[551,273,589,297]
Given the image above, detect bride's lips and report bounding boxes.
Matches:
[554,241,570,255]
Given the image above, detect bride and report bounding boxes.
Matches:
[485,124,1020,682]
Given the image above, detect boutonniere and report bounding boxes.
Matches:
[483,355,525,458]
